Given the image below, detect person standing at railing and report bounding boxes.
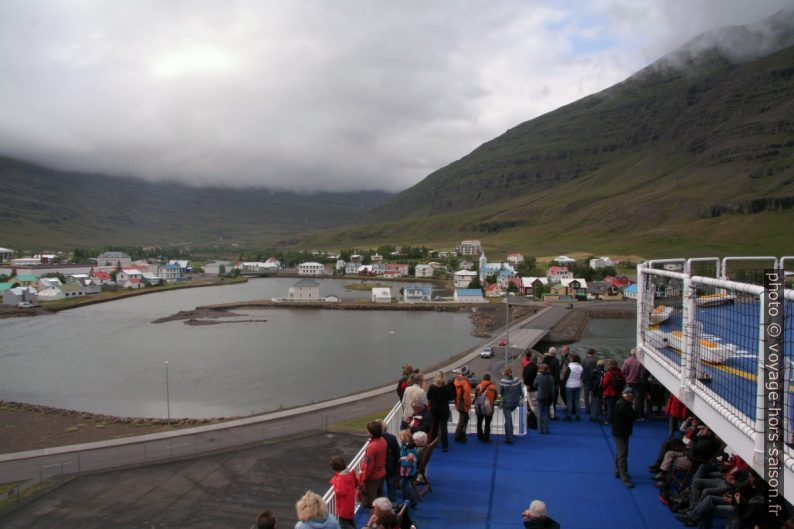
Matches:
[400,373,427,430]
[562,354,584,421]
[294,490,341,529]
[378,420,401,504]
[601,359,625,425]
[533,364,555,435]
[522,352,539,427]
[475,373,498,443]
[250,510,277,529]
[329,456,357,529]
[581,348,598,412]
[427,370,452,452]
[541,348,561,420]
[358,421,387,508]
[453,365,472,443]
[398,430,420,510]
[589,359,606,423]
[622,348,648,421]
[500,367,523,444]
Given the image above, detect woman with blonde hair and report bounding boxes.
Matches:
[294,490,341,529]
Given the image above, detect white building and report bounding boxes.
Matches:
[546,266,573,283]
[454,288,485,303]
[97,252,132,267]
[297,262,325,276]
[403,285,432,303]
[553,255,577,265]
[371,287,392,303]
[11,257,41,266]
[414,264,433,278]
[158,263,181,282]
[117,269,143,283]
[453,270,478,289]
[506,253,524,265]
[38,284,88,301]
[589,256,616,269]
[288,278,320,300]
[3,286,38,306]
[455,240,482,256]
[0,247,13,262]
[38,277,63,290]
[344,262,361,275]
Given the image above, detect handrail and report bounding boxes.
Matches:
[322,401,403,516]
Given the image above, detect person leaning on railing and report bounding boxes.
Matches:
[358,421,387,508]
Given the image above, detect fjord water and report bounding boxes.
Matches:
[0,278,480,418]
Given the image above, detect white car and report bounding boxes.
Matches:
[480,346,494,358]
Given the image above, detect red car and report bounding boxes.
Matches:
[498,337,507,346]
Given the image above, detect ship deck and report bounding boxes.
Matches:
[357,418,683,529]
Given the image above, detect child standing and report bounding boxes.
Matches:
[330,455,357,529]
[398,430,420,509]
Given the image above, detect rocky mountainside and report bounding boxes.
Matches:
[313,10,794,255]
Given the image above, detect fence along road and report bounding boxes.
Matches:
[0,305,561,485]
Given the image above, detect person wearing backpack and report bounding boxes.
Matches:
[601,359,625,425]
[474,373,497,443]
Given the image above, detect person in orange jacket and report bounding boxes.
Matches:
[453,365,472,443]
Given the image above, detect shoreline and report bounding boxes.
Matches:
[0,302,635,454]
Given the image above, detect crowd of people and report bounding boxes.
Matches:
[249,351,792,529]
[650,396,784,529]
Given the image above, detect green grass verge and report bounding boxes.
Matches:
[327,409,392,434]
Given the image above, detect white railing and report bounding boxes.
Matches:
[637,257,793,503]
[322,387,528,517]
[322,402,404,516]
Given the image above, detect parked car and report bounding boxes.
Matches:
[17,301,39,308]
[480,346,494,358]
[497,337,507,346]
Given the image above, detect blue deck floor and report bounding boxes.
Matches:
[358,417,686,529]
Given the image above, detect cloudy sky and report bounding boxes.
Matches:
[0,0,789,193]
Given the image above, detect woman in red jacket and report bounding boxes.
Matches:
[601,359,625,425]
[358,421,387,508]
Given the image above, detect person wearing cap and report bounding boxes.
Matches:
[612,386,638,488]
[453,365,472,443]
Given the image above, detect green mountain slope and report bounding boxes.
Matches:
[0,157,392,248]
[306,13,794,256]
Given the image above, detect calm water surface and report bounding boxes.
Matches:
[0,278,478,418]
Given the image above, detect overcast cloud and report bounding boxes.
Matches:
[0,0,789,192]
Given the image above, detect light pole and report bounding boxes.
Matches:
[165,360,171,425]
[505,292,515,370]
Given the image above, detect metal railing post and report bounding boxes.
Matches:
[681,275,696,402]
[753,289,767,466]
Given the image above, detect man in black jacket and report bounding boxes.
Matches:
[379,420,401,503]
[612,387,638,488]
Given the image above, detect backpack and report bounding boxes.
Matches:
[611,371,625,392]
[474,384,494,416]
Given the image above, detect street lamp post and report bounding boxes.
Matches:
[165,360,171,425]
[505,292,515,370]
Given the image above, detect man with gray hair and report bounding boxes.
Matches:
[400,373,427,429]
[541,347,561,420]
[622,348,648,421]
[521,499,560,528]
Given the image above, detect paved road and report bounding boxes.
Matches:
[2,431,364,529]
